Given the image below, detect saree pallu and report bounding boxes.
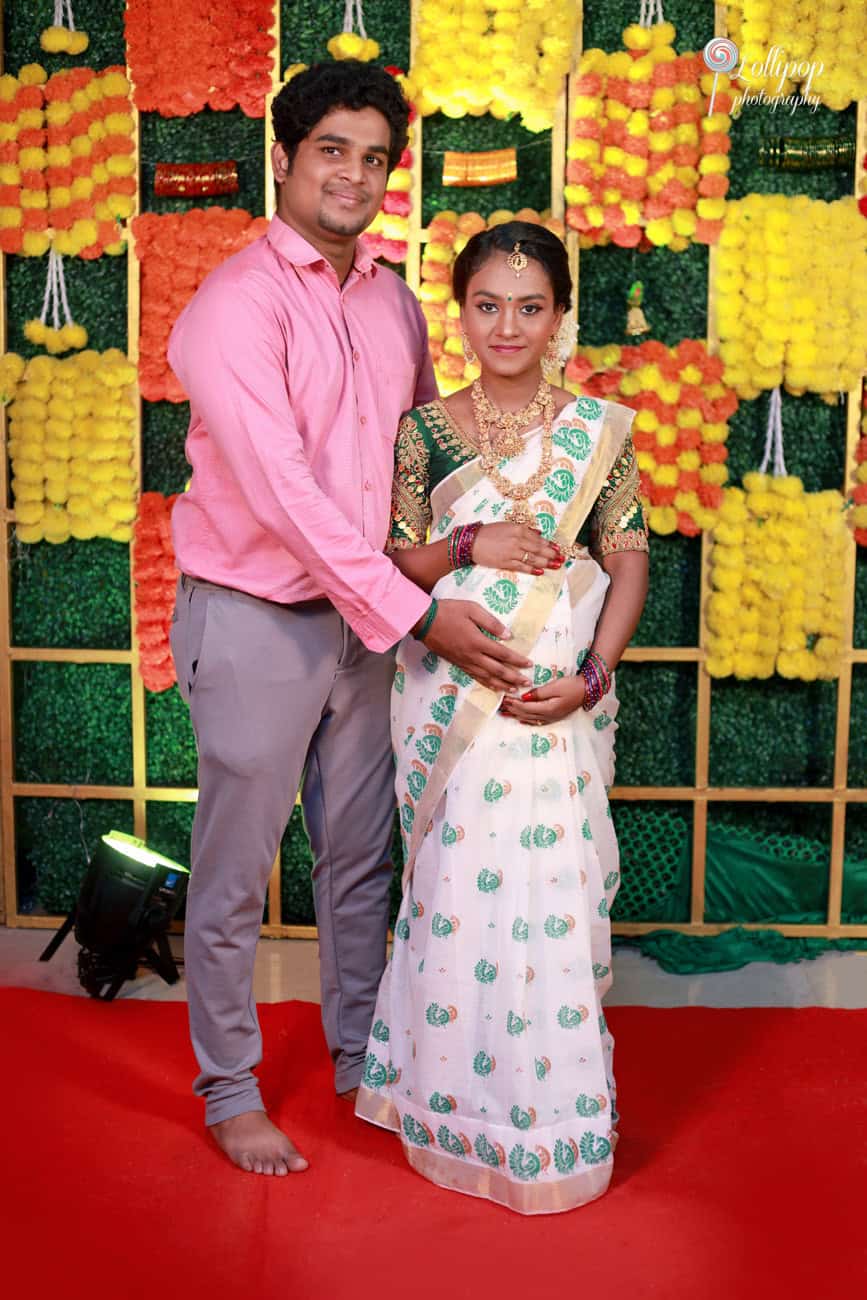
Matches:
[356,397,634,1214]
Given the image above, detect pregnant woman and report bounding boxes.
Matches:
[356,221,649,1213]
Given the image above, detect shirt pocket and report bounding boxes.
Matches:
[375,358,418,443]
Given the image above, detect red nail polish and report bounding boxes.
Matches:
[520,692,534,702]
[532,568,544,575]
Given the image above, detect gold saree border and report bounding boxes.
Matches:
[355,1085,613,1216]
[403,400,632,879]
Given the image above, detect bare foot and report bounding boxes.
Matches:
[338,1087,358,1102]
[209,1110,308,1176]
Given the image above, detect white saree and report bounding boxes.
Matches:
[356,396,635,1214]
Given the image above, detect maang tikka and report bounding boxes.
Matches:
[506,241,528,277]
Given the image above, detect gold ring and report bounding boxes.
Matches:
[521,550,530,564]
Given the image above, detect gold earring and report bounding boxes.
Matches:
[543,334,561,371]
[462,332,477,365]
[544,319,575,372]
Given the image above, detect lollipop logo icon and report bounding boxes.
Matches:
[703,37,739,115]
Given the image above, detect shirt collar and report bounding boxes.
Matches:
[267,214,377,279]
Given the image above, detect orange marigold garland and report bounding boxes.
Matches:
[565,338,738,535]
[132,208,268,402]
[133,492,179,693]
[0,62,134,258]
[565,21,733,250]
[125,0,276,119]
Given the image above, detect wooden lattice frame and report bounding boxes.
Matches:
[1,1,866,942]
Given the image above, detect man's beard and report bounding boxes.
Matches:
[316,204,372,238]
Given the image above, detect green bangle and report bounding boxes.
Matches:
[414,598,438,641]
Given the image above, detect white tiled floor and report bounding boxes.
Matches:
[3,925,867,1007]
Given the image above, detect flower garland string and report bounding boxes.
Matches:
[133,208,268,402]
[705,387,847,681]
[565,19,732,250]
[6,348,139,544]
[24,246,88,353]
[715,194,867,402]
[41,0,89,55]
[565,337,737,535]
[328,0,380,62]
[133,492,180,692]
[0,62,135,258]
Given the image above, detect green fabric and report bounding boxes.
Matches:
[616,929,865,975]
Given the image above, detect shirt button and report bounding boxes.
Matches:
[360,415,367,425]
[353,349,360,362]
[364,480,372,491]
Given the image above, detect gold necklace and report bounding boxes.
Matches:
[470,378,555,528]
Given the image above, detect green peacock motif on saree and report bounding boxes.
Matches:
[510,1105,533,1130]
[407,769,426,799]
[579,1132,612,1165]
[429,1092,455,1114]
[574,396,603,419]
[474,958,498,983]
[511,917,529,942]
[430,694,455,726]
[554,424,592,460]
[483,578,519,615]
[448,663,472,686]
[484,778,506,802]
[582,819,593,840]
[476,868,502,892]
[604,870,620,889]
[437,1126,467,1158]
[544,467,576,503]
[543,914,571,938]
[402,1114,431,1147]
[474,1134,501,1167]
[415,734,441,763]
[395,918,410,941]
[425,1003,452,1027]
[575,1094,604,1117]
[553,1137,579,1174]
[506,1011,526,1036]
[508,1145,541,1181]
[431,912,457,937]
[473,1050,494,1077]
[362,1052,387,1089]
[420,651,439,673]
[372,1019,390,1043]
[557,1005,587,1029]
[531,734,553,757]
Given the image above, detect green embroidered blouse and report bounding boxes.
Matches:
[388,399,649,560]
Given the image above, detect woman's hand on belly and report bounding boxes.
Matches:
[499,675,587,725]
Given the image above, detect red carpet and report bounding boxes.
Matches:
[2,990,865,1299]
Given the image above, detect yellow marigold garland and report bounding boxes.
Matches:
[405,0,578,132]
[852,382,867,548]
[5,348,139,544]
[715,195,867,402]
[705,474,848,681]
[565,23,732,250]
[727,0,867,110]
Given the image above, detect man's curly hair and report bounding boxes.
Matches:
[271,61,410,173]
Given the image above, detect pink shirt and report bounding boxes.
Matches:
[168,215,436,652]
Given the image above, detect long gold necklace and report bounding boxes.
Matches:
[470,377,555,527]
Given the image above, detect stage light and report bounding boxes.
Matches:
[40,830,190,1001]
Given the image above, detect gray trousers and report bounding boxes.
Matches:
[169,574,397,1125]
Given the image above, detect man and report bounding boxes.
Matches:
[168,61,531,1178]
